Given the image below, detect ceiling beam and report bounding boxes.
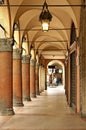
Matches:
[36,49,67,50]
[27,40,68,43]
[2,4,85,7]
[42,53,64,56]
[18,28,77,31]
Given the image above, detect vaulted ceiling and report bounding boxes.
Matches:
[1,0,82,60]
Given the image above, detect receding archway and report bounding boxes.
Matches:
[46,60,65,88]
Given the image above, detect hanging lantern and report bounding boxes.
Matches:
[39,1,52,32]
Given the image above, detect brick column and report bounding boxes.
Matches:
[36,63,40,95]
[68,56,71,106]
[13,48,24,107]
[45,67,47,90]
[30,59,36,98]
[41,66,44,91]
[79,6,86,117]
[65,58,69,101]
[42,66,45,91]
[76,45,80,113]
[22,55,31,101]
[0,38,14,115]
[39,65,42,92]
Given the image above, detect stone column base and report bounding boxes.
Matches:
[0,108,15,116]
[13,102,24,107]
[23,97,31,101]
[31,93,37,98]
[36,92,40,95]
[81,113,86,118]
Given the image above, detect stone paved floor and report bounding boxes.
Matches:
[0,85,86,130]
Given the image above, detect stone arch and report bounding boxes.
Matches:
[0,24,6,38]
[47,60,65,87]
[0,0,11,37]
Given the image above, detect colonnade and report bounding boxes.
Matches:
[0,38,45,115]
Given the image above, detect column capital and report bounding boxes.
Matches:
[30,59,36,66]
[13,48,22,60]
[0,38,13,52]
[36,62,40,67]
[39,64,43,68]
[22,54,31,64]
